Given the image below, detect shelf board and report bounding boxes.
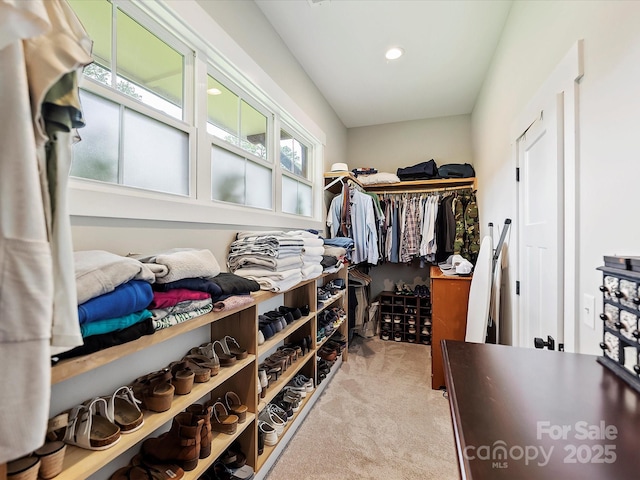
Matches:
[258,313,313,356]
[364,177,476,192]
[52,272,339,385]
[52,299,264,384]
[56,355,254,480]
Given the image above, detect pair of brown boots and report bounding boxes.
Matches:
[141,404,212,471]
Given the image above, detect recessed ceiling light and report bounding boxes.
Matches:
[385,47,404,61]
[207,88,222,95]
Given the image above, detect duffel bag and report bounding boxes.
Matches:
[437,163,475,178]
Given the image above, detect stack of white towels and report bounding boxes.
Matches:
[228,230,324,292]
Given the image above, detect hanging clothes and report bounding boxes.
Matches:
[0,0,92,463]
[400,195,420,263]
[435,194,456,263]
[420,195,439,264]
[374,189,478,267]
[327,182,379,265]
[453,191,480,264]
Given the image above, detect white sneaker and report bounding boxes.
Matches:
[259,406,285,436]
[293,374,314,392]
[259,421,278,446]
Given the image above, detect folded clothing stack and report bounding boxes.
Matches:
[133,250,259,330]
[228,230,325,291]
[54,251,158,362]
[54,249,259,362]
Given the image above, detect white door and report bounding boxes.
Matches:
[517,93,564,348]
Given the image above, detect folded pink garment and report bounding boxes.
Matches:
[212,295,255,312]
[150,288,211,309]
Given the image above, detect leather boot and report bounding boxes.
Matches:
[186,403,213,459]
[141,412,203,471]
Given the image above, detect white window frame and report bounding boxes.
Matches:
[69,0,325,230]
[278,121,315,217]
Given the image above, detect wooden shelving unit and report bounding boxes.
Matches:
[48,267,349,480]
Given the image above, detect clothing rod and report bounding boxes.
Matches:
[367,185,475,195]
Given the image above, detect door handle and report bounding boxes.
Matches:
[534,335,555,350]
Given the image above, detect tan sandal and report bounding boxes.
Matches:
[223,336,248,360]
[34,440,66,480]
[103,386,144,433]
[167,361,197,392]
[188,343,222,374]
[31,414,69,479]
[131,370,175,412]
[212,340,236,366]
[224,392,248,423]
[6,456,40,480]
[210,401,238,435]
[181,354,216,379]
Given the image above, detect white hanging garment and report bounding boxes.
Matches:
[0,0,92,463]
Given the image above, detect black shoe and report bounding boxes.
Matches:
[279,305,302,320]
[258,426,264,455]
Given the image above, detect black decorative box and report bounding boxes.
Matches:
[597,264,640,394]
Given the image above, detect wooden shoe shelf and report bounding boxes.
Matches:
[378,291,431,345]
[48,266,348,480]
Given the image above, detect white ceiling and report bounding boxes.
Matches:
[255,0,513,128]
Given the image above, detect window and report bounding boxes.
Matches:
[280,128,308,178]
[211,145,272,209]
[282,176,312,216]
[206,75,268,160]
[69,0,191,195]
[280,128,312,216]
[69,0,185,119]
[208,72,272,209]
[67,0,323,225]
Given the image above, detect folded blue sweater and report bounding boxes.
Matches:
[78,280,153,324]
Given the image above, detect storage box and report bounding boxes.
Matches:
[629,257,640,272]
[604,255,631,270]
[597,265,640,394]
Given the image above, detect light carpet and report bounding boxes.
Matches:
[264,336,459,480]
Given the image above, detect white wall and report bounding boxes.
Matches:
[70,0,347,260]
[473,1,640,353]
[347,114,473,173]
[346,115,473,298]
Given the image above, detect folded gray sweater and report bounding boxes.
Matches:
[75,250,156,304]
[130,248,221,284]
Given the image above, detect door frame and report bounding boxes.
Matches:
[511,40,584,352]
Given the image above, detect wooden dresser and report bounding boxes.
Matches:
[443,340,640,478]
[430,265,472,389]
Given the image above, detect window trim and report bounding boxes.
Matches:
[69,0,326,231]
